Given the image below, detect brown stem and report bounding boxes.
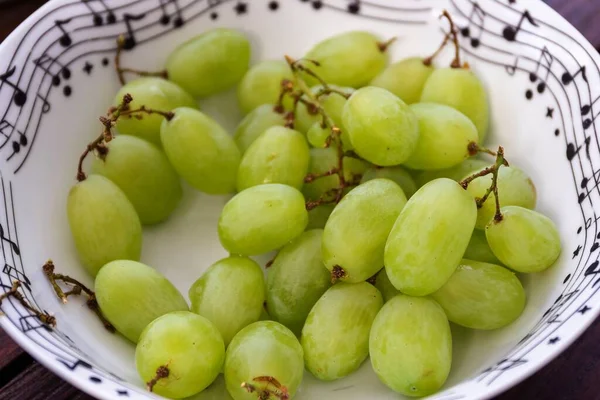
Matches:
[42,260,115,333]
[147,365,170,392]
[440,10,463,68]
[120,106,175,121]
[423,32,452,66]
[0,281,56,327]
[304,168,339,183]
[331,265,346,283]
[241,376,289,400]
[377,37,397,53]
[115,35,168,86]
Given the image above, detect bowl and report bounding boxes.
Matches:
[0,0,598,399]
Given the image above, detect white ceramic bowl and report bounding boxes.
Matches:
[0,0,598,399]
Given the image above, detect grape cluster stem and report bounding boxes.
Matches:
[42,260,115,333]
[115,36,168,86]
[76,94,174,182]
[241,376,289,400]
[0,280,56,327]
[423,10,467,69]
[146,365,170,392]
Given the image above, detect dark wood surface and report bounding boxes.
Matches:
[1,0,600,399]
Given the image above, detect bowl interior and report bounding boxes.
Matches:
[0,1,598,399]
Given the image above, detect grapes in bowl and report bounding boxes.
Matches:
[0,0,598,399]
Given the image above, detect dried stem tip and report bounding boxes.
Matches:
[331,265,346,283]
[147,365,170,392]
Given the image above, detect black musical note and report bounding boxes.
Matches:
[581,95,599,117]
[10,131,28,155]
[234,1,248,14]
[0,223,20,255]
[563,273,571,284]
[566,136,591,161]
[528,46,553,94]
[159,0,184,27]
[583,108,599,130]
[37,93,51,114]
[460,2,486,48]
[573,245,582,258]
[3,263,30,287]
[0,67,27,107]
[584,214,600,230]
[579,305,591,314]
[122,13,145,50]
[55,19,73,47]
[562,66,587,86]
[82,0,116,26]
[502,10,538,41]
[33,55,71,88]
[504,56,520,76]
[347,0,360,14]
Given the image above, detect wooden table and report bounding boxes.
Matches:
[1,0,600,399]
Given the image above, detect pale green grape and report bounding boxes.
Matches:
[218,184,308,255]
[189,256,265,346]
[166,28,250,98]
[95,260,188,342]
[224,321,304,400]
[342,86,419,166]
[306,122,353,151]
[431,259,526,330]
[295,85,354,134]
[306,204,335,230]
[374,268,400,303]
[323,179,407,282]
[421,67,489,142]
[237,60,293,115]
[161,107,241,194]
[266,230,331,336]
[114,78,197,146]
[302,147,338,201]
[369,295,452,397]
[301,282,383,381]
[464,229,502,265]
[136,311,224,399]
[404,103,478,170]
[90,135,182,225]
[370,57,434,104]
[385,178,477,296]
[236,126,310,191]
[486,206,561,273]
[415,158,489,188]
[305,31,389,88]
[464,166,537,229]
[67,175,142,276]
[361,166,417,198]
[234,104,286,153]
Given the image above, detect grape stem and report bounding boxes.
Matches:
[280,56,364,210]
[377,37,397,53]
[241,376,289,400]
[76,94,174,182]
[115,35,168,86]
[42,260,115,333]
[468,142,497,157]
[146,365,170,392]
[423,32,452,66]
[459,146,509,221]
[0,280,56,327]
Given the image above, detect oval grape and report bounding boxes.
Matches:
[370,57,434,105]
[295,85,354,134]
[234,104,286,153]
[415,158,489,188]
[237,60,293,115]
[464,229,502,265]
[374,268,400,303]
[361,166,417,198]
[67,175,142,276]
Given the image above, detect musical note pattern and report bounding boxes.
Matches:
[0,0,599,398]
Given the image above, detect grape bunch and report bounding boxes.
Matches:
[54,11,562,399]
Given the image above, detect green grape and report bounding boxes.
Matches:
[224,321,304,400]
[486,206,561,273]
[161,107,241,194]
[404,103,478,170]
[342,86,419,166]
[237,60,293,115]
[431,259,526,330]
[415,158,489,188]
[385,178,477,296]
[189,256,265,346]
[301,282,383,381]
[236,126,310,191]
[464,166,537,229]
[421,67,489,142]
[374,268,400,303]
[218,184,308,255]
[114,78,197,146]
[464,229,502,265]
[323,179,407,282]
[306,122,353,151]
[302,147,338,200]
[361,166,417,198]
[95,260,188,342]
[166,28,251,98]
[295,85,354,134]
[266,230,331,336]
[90,135,182,225]
[136,311,224,399]
[189,376,233,400]
[369,295,452,397]
[234,104,286,153]
[305,31,389,88]
[370,57,435,104]
[67,175,142,276]
[306,204,335,230]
